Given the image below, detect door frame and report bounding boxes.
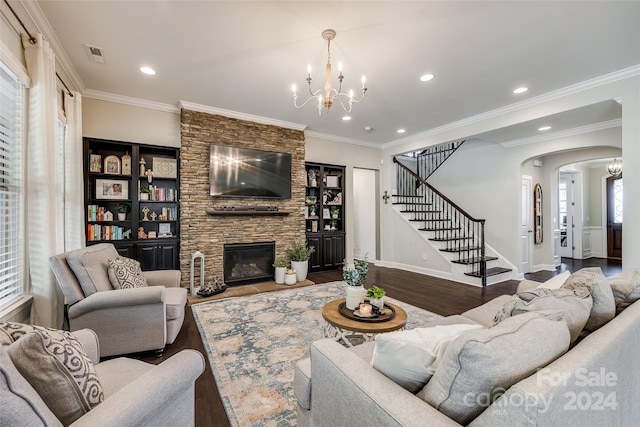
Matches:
[520,175,533,275]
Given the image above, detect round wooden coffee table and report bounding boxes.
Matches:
[322,298,408,347]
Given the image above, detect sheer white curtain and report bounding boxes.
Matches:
[22,33,64,328]
[64,91,84,251]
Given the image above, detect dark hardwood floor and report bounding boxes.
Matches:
[133,257,621,427]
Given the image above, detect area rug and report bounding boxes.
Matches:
[192,281,441,427]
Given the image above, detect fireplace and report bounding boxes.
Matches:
[223,242,275,286]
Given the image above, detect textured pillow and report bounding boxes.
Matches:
[493,287,592,344]
[371,323,483,392]
[107,256,148,289]
[536,270,571,290]
[1,321,54,348]
[67,244,119,296]
[608,269,640,314]
[6,329,104,425]
[562,267,615,333]
[418,311,570,425]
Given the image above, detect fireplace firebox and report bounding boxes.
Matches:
[223,242,275,286]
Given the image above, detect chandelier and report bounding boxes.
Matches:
[606,158,623,177]
[292,29,367,115]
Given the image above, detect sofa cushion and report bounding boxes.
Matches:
[493,287,592,344]
[418,311,570,425]
[371,323,483,392]
[561,267,615,333]
[6,329,104,425]
[67,244,119,296]
[107,256,148,289]
[165,287,188,320]
[0,345,61,426]
[293,357,312,410]
[607,269,640,314]
[536,270,571,290]
[462,295,512,327]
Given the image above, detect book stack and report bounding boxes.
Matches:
[87,224,128,241]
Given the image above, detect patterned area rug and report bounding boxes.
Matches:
[192,281,441,426]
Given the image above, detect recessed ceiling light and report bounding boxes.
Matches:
[538,126,551,131]
[419,73,435,82]
[513,87,528,94]
[342,116,351,121]
[140,66,156,76]
[397,129,406,134]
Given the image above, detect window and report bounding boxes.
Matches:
[0,63,26,310]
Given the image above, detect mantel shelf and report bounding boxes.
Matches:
[206,210,290,217]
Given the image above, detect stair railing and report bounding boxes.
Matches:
[415,140,466,181]
[393,157,487,286]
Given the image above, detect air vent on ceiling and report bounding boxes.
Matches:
[83,44,105,64]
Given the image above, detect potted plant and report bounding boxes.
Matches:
[331,207,339,219]
[286,240,315,282]
[366,285,386,310]
[273,257,288,284]
[342,256,369,309]
[139,186,152,201]
[116,203,130,221]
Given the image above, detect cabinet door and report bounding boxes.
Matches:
[156,243,178,270]
[137,244,158,271]
[114,243,134,259]
[322,234,345,268]
[306,235,322,270]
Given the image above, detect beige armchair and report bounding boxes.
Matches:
[49,243,187,357]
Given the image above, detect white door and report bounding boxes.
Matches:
[520,176,533,274]
[559,172,574,258]
[353,168,378,260]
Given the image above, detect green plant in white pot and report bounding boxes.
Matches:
[286,240,315,282]
[273,257,288,284]
[366,285,386,310]
[343,256,369,310]
[116,203,130,221]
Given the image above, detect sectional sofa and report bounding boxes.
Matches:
[294,268,640,426]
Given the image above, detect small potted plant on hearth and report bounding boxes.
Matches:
[284,267,297,286]
[116,203,130,221]
[273,257,288,284]
[286,240,315,282]
[366,285,386,311]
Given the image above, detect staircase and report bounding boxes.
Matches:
[393,143,512,287]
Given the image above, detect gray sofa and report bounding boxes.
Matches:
[1,327,205,426]
[295,275,640,426]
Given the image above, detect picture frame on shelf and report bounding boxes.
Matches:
[323,208,330,218]
[152,157,177,178]
[326,175,339,188]
[96,179,129,200]
[104,155,121,175]
[158,223,172,237]
[89,154,102,173]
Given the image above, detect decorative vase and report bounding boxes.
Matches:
[117,212,126,221]
[274,267,286,284]
[284,272,297,285]
[369,297,385,310]
[291,260,308,282]
[346,285,366,310]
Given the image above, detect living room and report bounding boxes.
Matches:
[2,1,640,426]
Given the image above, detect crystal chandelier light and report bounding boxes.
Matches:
[606,158,623,177]
[292,29,367,115]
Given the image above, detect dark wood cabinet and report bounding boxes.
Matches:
[83,137,180,270]
[305,162,346,272]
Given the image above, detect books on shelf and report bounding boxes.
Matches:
[138,184,177,202]
[87,224,130,241]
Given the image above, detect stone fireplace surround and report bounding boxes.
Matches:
[179,109,306,287]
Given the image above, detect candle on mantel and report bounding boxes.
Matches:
[359,303,372,316]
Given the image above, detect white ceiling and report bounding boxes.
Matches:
[31,1,640,146]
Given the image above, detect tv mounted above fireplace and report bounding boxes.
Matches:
[209,144,292,199]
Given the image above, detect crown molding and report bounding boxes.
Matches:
[83,89,179,113]
[383,64,640,150]
[500,119,622,148]
[304,130,380,149]
[179,100,307,131]
[20,0,85,93]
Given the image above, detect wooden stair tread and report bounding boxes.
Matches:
[419,227,461,231]
[452,256,499,265]
[429,237,474,242]
[401,210,441,214]
[465,267,512,278]
[440,246,481,253]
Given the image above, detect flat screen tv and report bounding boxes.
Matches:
[209,144,292,199]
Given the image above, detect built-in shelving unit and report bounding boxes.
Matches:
[305,162,346,271]
[83,137,180,270]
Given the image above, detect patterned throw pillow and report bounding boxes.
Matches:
[107,256,148,289]
[6,328,105,425]
[1,321,53,347]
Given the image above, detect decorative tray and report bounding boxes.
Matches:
[338,302,396,323]
[197,283,227,297]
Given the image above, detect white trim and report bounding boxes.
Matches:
[532,263,557,272]
[0,295,33,323]
[85,89,179,113]
[304,130,379,148]
[179,100,307,131]
[382,65,640,150]
[500,119,622,148]
[0,39,30,86]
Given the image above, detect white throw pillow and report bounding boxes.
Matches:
[371,323,482,393]
[536,270,571,290]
